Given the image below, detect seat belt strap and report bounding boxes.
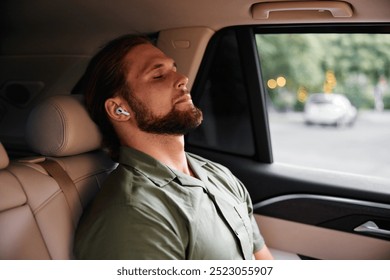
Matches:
[38,159,82,227]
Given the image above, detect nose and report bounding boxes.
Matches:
[175,72,189,90]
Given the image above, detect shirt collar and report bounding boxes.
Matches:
[165,153,209,188]
[187,153,208,183]
[118,146,176,187]
[118,147,209,188]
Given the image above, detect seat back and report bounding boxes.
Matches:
[0,143,48,259]
[0,95,116,259]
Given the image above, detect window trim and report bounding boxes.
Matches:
[189,27,274,163]
[253,23,390,34]
[236,27,273,163]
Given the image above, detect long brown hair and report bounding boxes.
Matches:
[73,35,151,160]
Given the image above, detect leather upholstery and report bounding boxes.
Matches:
[26,94,102,157]
[0,95,116,259]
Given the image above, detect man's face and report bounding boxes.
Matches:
[123,43,203,135]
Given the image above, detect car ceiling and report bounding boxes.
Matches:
[2,0,390,55]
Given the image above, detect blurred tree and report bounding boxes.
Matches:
[256,33,390,111]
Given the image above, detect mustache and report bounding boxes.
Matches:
[173,90,192,104]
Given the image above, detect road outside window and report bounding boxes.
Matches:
[256,33,390,179]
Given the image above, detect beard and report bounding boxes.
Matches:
[125,91,203,135]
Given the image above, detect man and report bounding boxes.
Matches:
[74,35,273,260]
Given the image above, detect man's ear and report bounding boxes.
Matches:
[105,97,131,122]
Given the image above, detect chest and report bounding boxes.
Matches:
[184,186,254,260]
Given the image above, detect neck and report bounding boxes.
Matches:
[122,131,193,176]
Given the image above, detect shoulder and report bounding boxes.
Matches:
[77,163,189,239]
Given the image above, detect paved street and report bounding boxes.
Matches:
[268,111,390,179]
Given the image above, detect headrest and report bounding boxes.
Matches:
[0,142,9,169]
[26,94,102,157]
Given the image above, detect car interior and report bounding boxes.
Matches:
[1,0,390,259]
[0,94,115,258]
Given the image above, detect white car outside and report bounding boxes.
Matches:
[304,93,357,126]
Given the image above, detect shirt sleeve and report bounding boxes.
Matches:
[251,214,265,253]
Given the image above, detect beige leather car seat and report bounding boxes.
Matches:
[0,95,116,259]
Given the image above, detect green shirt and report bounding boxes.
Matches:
[74,146,264,260]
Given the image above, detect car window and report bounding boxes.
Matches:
[256,31,390,179]
[188,29,255,156]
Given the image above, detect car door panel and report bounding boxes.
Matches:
[256,215,390,260]
[187,147,390,259]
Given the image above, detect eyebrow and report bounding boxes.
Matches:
[144,60,177,75]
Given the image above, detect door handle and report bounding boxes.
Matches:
[354,221,390,237]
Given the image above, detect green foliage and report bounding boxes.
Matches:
[384,93,390,110]
[256,33,390,111]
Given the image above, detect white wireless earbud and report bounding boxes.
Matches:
[116,107,130,116]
